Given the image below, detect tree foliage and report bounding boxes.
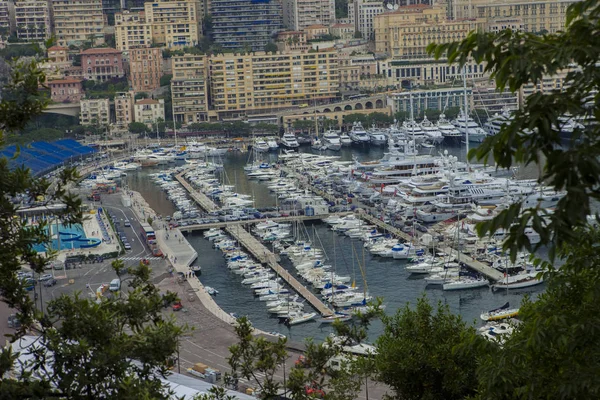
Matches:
[428,0,600,261]
[375,296,481,400]
[128,121,147,134]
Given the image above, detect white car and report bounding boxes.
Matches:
[39,273,54,282]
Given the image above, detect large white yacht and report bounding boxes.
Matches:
[349,122,371,144]
[280,132,300,148]
[437,113,462,142]
[452,110,488,143]
[322,130,342,151]
[483,107,514,135]
[419,116,444,144]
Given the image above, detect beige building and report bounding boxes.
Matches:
[14,0,52,42]
[129,47,163,93]
[338,52,378,90]
[450,0,576,33]
[115,11,152,51]
[276,30,310,52]
[115,0,199,51]
[282,0,335,31]
[208,50,339,120]
[134,98,165,126]
[52,0,105,47]
[114,91,134,128]
[329,23,355,40]
[379,57,486,85]
[0,1,11,35]
[80,98,110,126]
[374,4,485,58]
[304,24,329,40]
[171,54,209,124]
[144,0,199,48]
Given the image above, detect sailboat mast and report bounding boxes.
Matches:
[463,65,470,169]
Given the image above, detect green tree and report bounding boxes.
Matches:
[135,92,149,100]
[342,113,368,125]
[335,0,348,19]
[252,122,279,134]
[227,317,287,399]
[292,120,314,133]
[375,296,482,400]
[128,121,147,134]
[160,74,173,87]
[264,42,278,54]
[354,31,363,39]
[366,112,393,127]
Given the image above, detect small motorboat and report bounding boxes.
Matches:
[480,302,519,321]
[318,312,352,324]
[190,265,202,274]
[205,286,219,296]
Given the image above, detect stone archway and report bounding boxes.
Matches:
[365,101,373,109]
[323,108,331,112]
[375,99,384,108]
[355,103,364,110]
[344,105,352,111]
[334,106,342,112]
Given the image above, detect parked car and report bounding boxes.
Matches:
[124,220,131,227]
[39,273,54,282]
[43,278,58,287]
[124,243,132,250]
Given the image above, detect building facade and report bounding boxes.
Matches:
[114,91,134,128]
[52,0,105,47]
[114,11,152,51]
[14,0,52,42]
[0,1,12,35]
[208,50,339,120]
[379,57,486,86]
[374,5,485,57]
[48,78,83,103]
[144,0,199,48]
[171,54,209,124]
[348,0,384,40]
[450,0,576,34]
[338,53,378,90]
[134,98,165,126]
[80,48,124,82]
[329,23,354,39]
[129,47,163,93]
[80,98,110,126]
[211,0,283,51]
[282,0,335,31]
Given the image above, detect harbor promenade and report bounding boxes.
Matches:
[226,225,334,317]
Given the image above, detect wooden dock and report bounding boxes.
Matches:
[226,225,334,317]
[440,246,504,281]
[174,171,219,212]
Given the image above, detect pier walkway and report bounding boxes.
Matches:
[174,171,219,211]
[440,246,505,281]
[225,225,334,317]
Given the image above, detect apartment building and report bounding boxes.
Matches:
[0,1,11,35]
[276,31,310,52]
[211,0,283,51]
[80,98,110,126]
[134,98,165,126]
[81,48,124,82]
[144,0,199,48]
[282,0,335,31]
[450,0,576,33]
[330,23,355,39]
[378,56,486,85]
[129,47,163,93]
[14,0,52,42]
[374,4,485,57]
[48,78,83,103]
[304,24,328,40]
[348,0,384,40]
[114,11,152,51]
[208,50,339,120]
[52,0,105,47]
[114,91,134,128]
[171,54,209,124]
[338,53,378,90]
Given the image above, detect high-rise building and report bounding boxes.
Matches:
[282,0,335,31]
[14,0,52,42]
[171,54,209,124]
[374,5,485,58]
[52,0,105,47]
[211,0,283,51]
[449,0,576,33]
[129,47,163,93]
[207,50,339,119]
[114,10,152,51]
[348,0,384,40]
[114,91,134,128]
[0,1,12,35]
[144,0,200,48]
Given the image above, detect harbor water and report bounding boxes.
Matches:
[125,144,543,342]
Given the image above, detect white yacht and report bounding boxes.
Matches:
[368,125,387,145]
[280,132,300,148]
[452,110,488,143]
[322,130,342,151]
[253,139,270,153]
[266,137,279,151]
[483,107,514,135]
[400,119,428,144]
[349,122,370,144]
[437,113,462,142]
[419,116,444,144]
[340,132,352,146]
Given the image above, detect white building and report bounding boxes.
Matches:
[348,0,384,40]
[134,98,165,127]
[282,0,335,31]
[80,98,110,126]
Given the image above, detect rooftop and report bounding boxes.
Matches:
[81,48,122,55]
[136,98,160,105]
[48,78,82,85]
